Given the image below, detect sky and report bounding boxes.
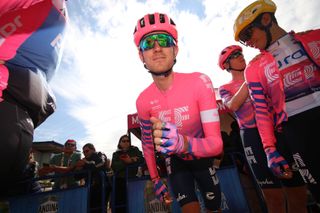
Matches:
[34,0,320,159]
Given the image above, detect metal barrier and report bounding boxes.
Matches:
[6,170,108,213]
[110,152,267,213]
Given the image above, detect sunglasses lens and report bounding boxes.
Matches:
[139,34,175,51]
[239,26,253,43]
[140,36,155,51]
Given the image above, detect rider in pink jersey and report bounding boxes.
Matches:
[234,0,320,205]
[218,45,306,213]
[134,12,223,212]
[0,0,67,197]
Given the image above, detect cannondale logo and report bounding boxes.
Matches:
[308,41,320,59]
[264,62,279,83]
[283,70,302,88]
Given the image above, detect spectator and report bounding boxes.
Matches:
[234,0,320,204]
[39,139,81,189]
[0,0,68,197]
[111,134,144,213]
[75,143,109,213]
[218,45,307,213]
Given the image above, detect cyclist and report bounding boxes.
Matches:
[218,45,307,213]
[0,0,68,197]
[134,12,223,212]
[234,0,320,204]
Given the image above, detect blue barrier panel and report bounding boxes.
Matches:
[127,166,250,213]
[217,167,250,213]
[9,187,88,213]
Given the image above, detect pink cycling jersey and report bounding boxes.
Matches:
[219,79,256,129]
[245,52,288,149]
[0,0,67,80]
[136,72,223,180]
[267,31,320,117]
[0,65,8,101]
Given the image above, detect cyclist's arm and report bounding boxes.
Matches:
[184,73,223,157]
[219,82,249,112]
[245,53,283,149]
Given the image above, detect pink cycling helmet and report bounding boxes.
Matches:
[218,45,242,70]
[133,12,178,48]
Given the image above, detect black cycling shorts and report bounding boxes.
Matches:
[240,127,305,189]
[0,100,33,195]
[166,156,221,211]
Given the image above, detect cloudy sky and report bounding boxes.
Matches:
[34,0,320,159]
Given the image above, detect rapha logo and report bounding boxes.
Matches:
[38,195,59,213]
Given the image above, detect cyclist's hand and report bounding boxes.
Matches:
[151,117,186,155]
[152,178,172,204]
[265,147,292,179]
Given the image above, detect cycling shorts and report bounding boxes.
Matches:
[165,156,221,211]
[0,100,34,196]
[240,127,305,189]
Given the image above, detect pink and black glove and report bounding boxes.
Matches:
[152,177,173,205]
[265,146,292,178]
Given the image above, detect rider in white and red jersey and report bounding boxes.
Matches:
[134,12,223,212]
[218,45,307,213]
[234,0,320,204]
[0,0,67,197]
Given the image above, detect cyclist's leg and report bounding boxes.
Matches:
[0,100,33,197]
[166,156,201,213]
[276,129,308,213]
[241,128,286,213]
[191,158,221,212]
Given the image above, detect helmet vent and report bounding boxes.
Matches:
[149,14,155,25]
[139,18,145,28]
[159,14,165,23]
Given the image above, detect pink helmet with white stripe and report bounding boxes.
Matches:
[218,45,242,70]
[133,12,178,48]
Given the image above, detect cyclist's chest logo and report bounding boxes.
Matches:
[158,106,190,128]
[274,48,307,70]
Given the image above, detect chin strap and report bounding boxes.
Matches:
[227,67,245,72]
[144,59,176,77]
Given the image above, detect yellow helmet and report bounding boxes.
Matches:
[233,0,276,41]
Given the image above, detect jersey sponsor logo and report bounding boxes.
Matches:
[0,15,23,46]
[304,64,315,80]
[199,74,214,93]
[174,106,190,127]
[159,106,189,128]
[206,192,215,200]
[276,48,307,69]
[307,40,320,60]
[264,61,279,84]
[283,69,303,88]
